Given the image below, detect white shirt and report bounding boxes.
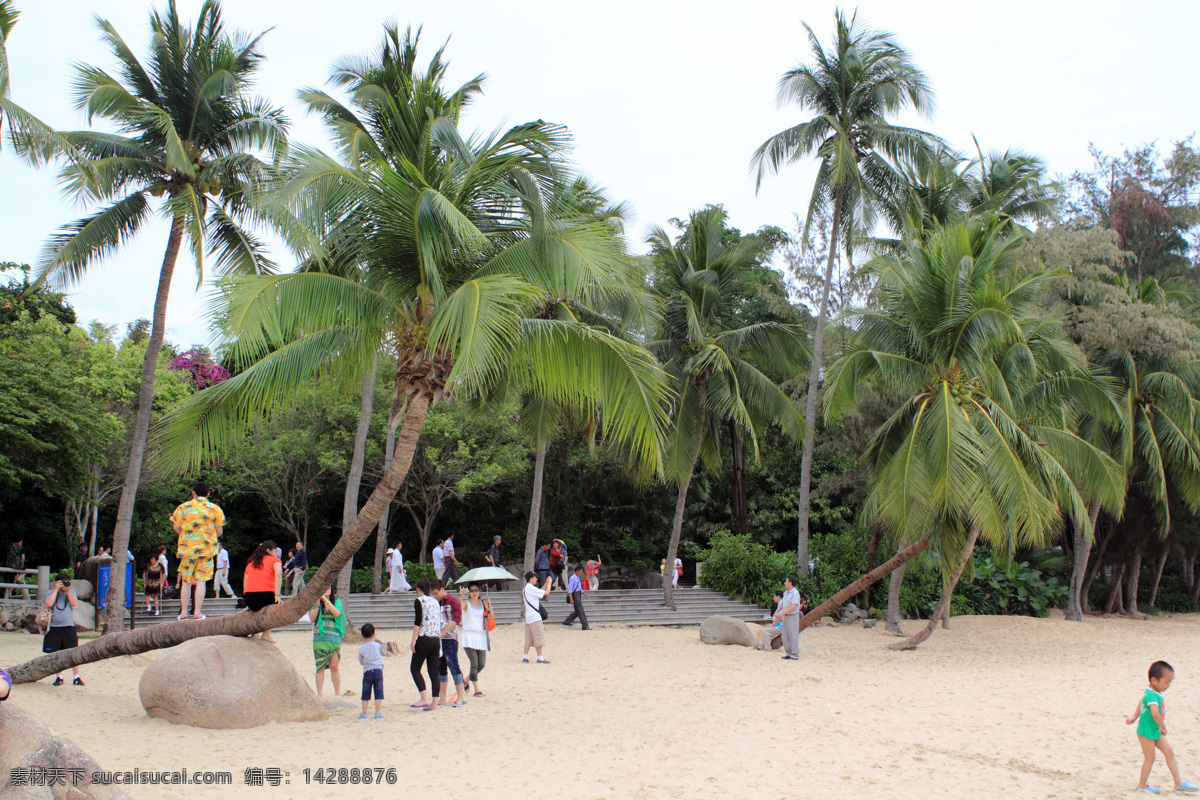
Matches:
[216,548,229,570]
[523,583,546,624]
[274,547,282,560]
[444,539,455,561]
[781,587,801,617]
[432,546,445,570]
[157,554,169,578]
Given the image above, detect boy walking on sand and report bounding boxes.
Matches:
[358,623,385,719]
[1126,660,1199,793]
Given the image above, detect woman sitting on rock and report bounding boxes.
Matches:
[242,540,282,644]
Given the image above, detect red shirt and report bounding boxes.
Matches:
[244,554,280,593]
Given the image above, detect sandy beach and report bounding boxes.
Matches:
[2,612,1199,799]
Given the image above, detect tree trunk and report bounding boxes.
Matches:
[1081,518,1117,613]
[1123,552,1142,616]
[729,422,749,537]
[1147,550,1169,609]
[372,391,401,594]
[797,532,932,633]
[103,215,184,632]
[1184,555,1195,599]
[796,182,845,576]
[1190,558,1200,605]
[859,522,882,609]
[8,392,433,684]
[1104,562,1125,614]
[885,560,906,634]
[888,525,980,651]
[662,473,692,611]
[1065,501,1102,621]
[523,441,548,576]
[337,355,377,604]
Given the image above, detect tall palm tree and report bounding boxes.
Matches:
[751,10,938,575]
[809,220,1124,648]
[0,1,67,159]
[648,208,809,608]
[33,0,286,626]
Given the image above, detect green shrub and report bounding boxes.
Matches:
[971,555,1066,618]
[698,530,792,608]
[794,532,870,609]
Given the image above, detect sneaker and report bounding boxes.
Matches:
[52,677,63,686]
[536,658,551,665]
[521,656,529,664]
[73,677,84,687]
[374,713,385,719]
[358,713,369,719]
[1176,782,1199,793]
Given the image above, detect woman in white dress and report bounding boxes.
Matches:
[459,582,491,697]
[388,541,410,594]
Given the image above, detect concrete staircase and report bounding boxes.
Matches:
[128,587,768,631]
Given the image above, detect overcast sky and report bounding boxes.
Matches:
[2,0,1196,348]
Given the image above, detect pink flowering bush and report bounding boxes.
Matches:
[168,349,231,389]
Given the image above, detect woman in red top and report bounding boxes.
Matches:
[243,540,282,643]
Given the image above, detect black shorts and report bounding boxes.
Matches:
[362,668,384,701]
[43,625,78,653]
[244,591,276,612]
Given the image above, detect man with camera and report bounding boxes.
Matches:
[43,573,83,686]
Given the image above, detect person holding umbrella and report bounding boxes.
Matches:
[459,582,492,697]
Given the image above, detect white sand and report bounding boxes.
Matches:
[2,612,1198,799]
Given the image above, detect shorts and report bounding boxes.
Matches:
[361,668,384,701]
[524,620,545,649]
[244,591,276,612]
[178,555,214,583]
[43,625,78,654]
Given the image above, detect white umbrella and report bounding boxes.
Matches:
[456,566,521,584]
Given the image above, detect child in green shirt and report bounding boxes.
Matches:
[1126,660,1199,794]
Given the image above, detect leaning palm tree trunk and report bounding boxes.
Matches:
[888,525,980,651]
[1147,550,1168,609]
[798,532,931,633]
[337,356,376,605]
[796,183,845,576]
[663,434,705,610]
[884,560,907,634]
[523,442,548,576]
[104,217,184,631]
[7,393,432,684]
[1065,501,1101,621]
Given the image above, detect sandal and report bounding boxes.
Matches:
[473,691,484,697]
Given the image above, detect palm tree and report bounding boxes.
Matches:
[807,220,1124,648]
[0,1,68,159]
[751,9,938,575]
[648,208,809,609]
[0,27,671,685]
[33,0,286,627]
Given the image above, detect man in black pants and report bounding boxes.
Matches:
[562,565,590,630]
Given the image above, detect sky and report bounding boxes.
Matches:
[1,0,1197,348]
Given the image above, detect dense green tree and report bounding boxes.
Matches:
[752,9,938,575]
[34,0,287,626]
[647,207,809,608]
[817,220,1123,648]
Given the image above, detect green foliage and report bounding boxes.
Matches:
[697,530,793,608]
[794,532,873,608]
[971,553,1067,617]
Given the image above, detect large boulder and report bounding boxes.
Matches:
[70,580,94,603]
[76,557,111,597]
[0,704,131,799]
[72,602,96,631]
[699,615,756,647]
[139,636,328,729]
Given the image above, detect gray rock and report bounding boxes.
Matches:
[71,579,94,602]
[139,636,328,729]
[862,619,878,629]
[699,615,756,647]
[825,621,837,627]
[73,601,96,631]
[0,704,131,799]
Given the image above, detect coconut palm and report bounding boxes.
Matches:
[808,220,1124,649]
[648,208,809,609]
[0,1,69,159]
[751,9,938,575]
[0,27,671,685]
[31,0,286,627]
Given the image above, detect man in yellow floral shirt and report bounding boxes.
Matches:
[169,481,225,621]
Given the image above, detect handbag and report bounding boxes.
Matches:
[484,604,496,632]
[525,591,548,621]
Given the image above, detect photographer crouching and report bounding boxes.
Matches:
[43,572,83,686]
